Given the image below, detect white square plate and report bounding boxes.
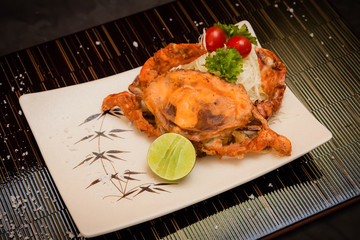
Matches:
[19,21,332,237]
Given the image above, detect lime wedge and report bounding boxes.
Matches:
[147,133,196,181]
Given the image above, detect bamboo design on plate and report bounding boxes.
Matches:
[73,107,174,201]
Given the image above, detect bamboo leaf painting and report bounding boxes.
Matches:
[123,176,140,181]
[153,187,171,193]
[79,113,101,126]
[73,156,94,169]
[86,179,101,189]
[90,131,112,141]
[107,150,129,154]
[75,135,94,144]
[73,110,174,202]
[124,170,145,175]
[107,155,125,160]
[134,185,158,197]
[75,129,132,144]
[110,129,131,133]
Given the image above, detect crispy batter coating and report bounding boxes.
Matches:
[254,46,287,118]
[143,69,253,141]
[102,43,291,158]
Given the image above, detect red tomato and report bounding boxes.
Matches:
[205,26,226,52]
[226,36,252,58]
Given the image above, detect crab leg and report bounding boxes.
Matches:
[102,91,161,137]
[134,43,207,89]
[254,47,286,118]
[205,129,291,157]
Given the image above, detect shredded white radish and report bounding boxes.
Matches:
[237,46,266,101]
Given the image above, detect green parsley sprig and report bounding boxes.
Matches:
[205,47,243,83]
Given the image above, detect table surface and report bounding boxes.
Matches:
[0,0,359,239]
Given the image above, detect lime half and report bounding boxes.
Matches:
[147,133,196,181]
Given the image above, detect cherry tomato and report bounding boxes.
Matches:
[226,36,252,58]
[205,26,226,52]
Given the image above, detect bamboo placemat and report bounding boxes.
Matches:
[0,0,359,239]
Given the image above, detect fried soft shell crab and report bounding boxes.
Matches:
[102,43,291,158]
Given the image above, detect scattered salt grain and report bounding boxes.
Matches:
[274,4,278,8]
[133,41,139,48]
[268,183,273,187]
[10,195,22,209]
[214,225,218,230]
[11,86,15,92]
[95,41,101,45]
[34,206,43,211]
[193,21,204,26]
[248,194,255,199]
[66,231,76,239]
[328,36,332,39]
[18,110,22,115]
[169,18,173,21]
[325,53,329,58]
[309,33,314,38]
[10,223,16,230]
[77,233,84,238]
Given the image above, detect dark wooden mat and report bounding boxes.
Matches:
[0,0,359,239]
